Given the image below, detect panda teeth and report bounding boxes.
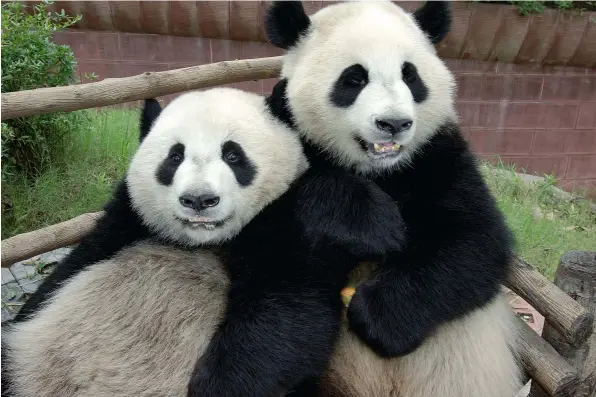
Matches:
[371,143,401,154]
[204,224,216,231]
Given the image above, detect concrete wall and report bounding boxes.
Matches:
[52,30,596,196]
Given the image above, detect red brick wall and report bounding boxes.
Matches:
[52,30,596,197]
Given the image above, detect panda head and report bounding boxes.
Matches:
[127,88,308,246]
[266,1,457,175]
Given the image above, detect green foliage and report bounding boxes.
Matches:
[1,1,84,177]
[506,0,596,15]
[511,1,546,15]
[2,108,140,239]
[481,161,596,279]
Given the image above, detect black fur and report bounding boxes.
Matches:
[189,167,405,397]
[267,81,513,358]
[265,1,311,49]
[402,62,428,103]
[266,78,296,129]
[330,64,369,108]
[412,1,451,44]
[221,140,257,187]
[140,98,163,141]
[156,143,185,186]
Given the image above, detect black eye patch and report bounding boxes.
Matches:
[222,140,257,187]
[402,62,428,103]
[156,143,185,186]
[330,64,369,108]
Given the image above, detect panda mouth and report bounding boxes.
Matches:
[356,138,403,158]
[177,216,230,231]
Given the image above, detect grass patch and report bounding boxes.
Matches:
[2,110,594,280]
[1,108,140,239]
[481,162,596,279]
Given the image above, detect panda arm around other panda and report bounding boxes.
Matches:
[187,168,406,397]
[347,128,513,358]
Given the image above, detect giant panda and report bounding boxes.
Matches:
[264,1,523,396]
[2,87,406,397]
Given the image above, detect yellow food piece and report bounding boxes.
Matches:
[340,287,356,306]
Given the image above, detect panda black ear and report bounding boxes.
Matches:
[412,1,451,45]
[265,1,311,49]
[140,99,162,142]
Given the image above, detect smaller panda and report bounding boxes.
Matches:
[3,88,405,397]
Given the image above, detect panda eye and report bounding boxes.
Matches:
[169,153,183,164]
[402,62,418,83]
[346,75,366,87]
[225,151,240,163]
[339,64,368,88]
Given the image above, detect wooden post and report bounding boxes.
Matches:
[507,256,594,346]
[530,251,596,397]
[1,211,103,267]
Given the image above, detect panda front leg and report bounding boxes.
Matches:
[187,282,342,397]
[346,187,513,358]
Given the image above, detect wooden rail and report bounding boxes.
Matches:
[1,56,283,120]
[1,212,103,267]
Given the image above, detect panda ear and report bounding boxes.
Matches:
[265,1,311,49]
[412,1,451,45]
[140,99,162,142]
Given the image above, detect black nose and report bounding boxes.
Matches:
[179,194,220,210]
[197,194,220,209]
[375,118,413,136]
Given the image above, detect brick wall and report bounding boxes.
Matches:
[52,30,596,197]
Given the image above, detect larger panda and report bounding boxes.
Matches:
[264,1,523,396]
[3,88,406,397]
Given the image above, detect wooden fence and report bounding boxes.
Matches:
[1,57,594,397]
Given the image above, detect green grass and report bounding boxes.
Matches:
[1,108,140,239]
[2,110,594,279]
[481,162,596,279]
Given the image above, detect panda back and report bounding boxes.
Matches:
[3,241,229,397]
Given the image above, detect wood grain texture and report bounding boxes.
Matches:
[506,256,594,347]
[1,56,283,120]
[531,251,596,397]
[1,212,104,268]
[516,314,579,397]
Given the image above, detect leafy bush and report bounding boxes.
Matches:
[1,0,85,177]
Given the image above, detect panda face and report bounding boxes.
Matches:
[127,88,308,246]
[269,1,457,175]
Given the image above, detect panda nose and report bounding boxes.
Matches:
[375,118,413,136]
[179,194,220,211]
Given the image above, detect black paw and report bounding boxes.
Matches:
[346,280,427,358]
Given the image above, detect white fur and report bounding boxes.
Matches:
[4,242,228,397]
[282,1,457,175]
[127,88,308,246]
[4,247,521,397]
[322,293,521,397]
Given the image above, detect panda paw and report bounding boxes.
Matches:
[346,280,427,358]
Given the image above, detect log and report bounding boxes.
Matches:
[506,256,594,347]
[1,56,283,120]
[1,211,104,267]
[515,314,579,397]
[530,251,596,397]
